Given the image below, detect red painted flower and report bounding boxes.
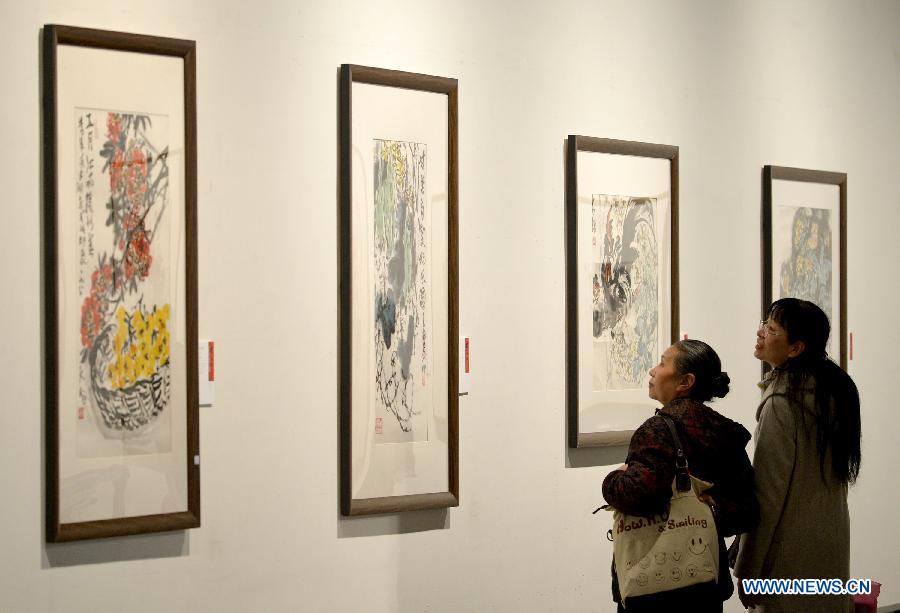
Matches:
[80,293,103,348]
[124,204,142,232]
[110,149,126,193]
[124,228,153,281]
[90,262,115,298]
[107,113,122,145]
[125,145,149,210]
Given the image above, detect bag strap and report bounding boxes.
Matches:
[660,414,691,492]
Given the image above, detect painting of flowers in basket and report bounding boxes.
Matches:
[75,109,172,456]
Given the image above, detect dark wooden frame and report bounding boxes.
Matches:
[565,136,679,448]
[339,64,459,515]
[762,165,847,369]
[43,24,199,541]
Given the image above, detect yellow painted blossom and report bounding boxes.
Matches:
[107,303,172,389]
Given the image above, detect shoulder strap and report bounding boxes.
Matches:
[660,414,691,492]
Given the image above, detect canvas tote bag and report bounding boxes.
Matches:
[605,415,719,602]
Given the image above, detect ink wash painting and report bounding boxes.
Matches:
[775,205,834,352]
[372,139,432,443]
[590,195,658,391]
[75,109,173,458]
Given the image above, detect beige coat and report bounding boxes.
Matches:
[734,370,853,613]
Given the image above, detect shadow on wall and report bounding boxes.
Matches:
[567,446,628,469]
[337,508,448,539]
[43,531,188,568]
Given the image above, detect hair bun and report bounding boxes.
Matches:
[711,372,731,398]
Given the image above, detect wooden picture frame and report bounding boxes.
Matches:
[565,136,679,448]
[762,165,847,368]
[43,24,199,541]
[339,64,458,515]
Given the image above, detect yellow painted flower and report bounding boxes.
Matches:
[105,303,174,388]
[131,310,146,333]
[123,360,136,387]
[159,332,170,362]
[107,362,120,388]
[133,353,146,377]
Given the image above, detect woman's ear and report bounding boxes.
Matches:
[787,340,806,359]
[677,372,696,393]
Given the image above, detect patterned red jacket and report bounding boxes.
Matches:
[602,398,759,607]
[602,397,757,538]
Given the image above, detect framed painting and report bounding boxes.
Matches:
[339,64,459,515]
[762,165,847,368]
[565,136,679,448]
[43,25,199,541]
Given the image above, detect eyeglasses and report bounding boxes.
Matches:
[758,320,783,337]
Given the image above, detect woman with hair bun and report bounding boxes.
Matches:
[734,298,861,612]
[603,340,759,612]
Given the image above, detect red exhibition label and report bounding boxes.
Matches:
[465,337,470,373]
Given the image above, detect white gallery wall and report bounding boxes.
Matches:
[2,0,899,611]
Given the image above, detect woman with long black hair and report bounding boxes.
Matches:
[734,298,861,612]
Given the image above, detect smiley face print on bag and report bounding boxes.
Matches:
[688,536,709,556]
